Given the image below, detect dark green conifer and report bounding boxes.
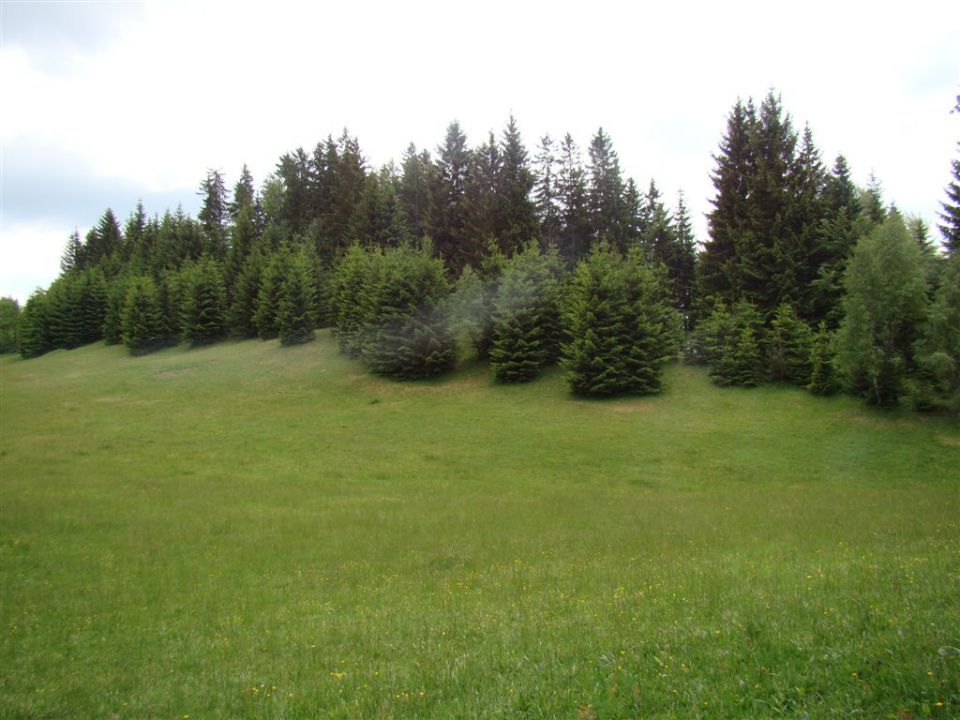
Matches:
[278,251,317,345]
[808,321,838,395]
[103,276,131,345]
[122,276,165,355]
[331,244,381,357]
[230,249,265,337]
[181,257,228,346]
[18,290,51,358]
[489,247,561,382]
[767,303,813,385]
[360,242,455,379]
[254,250,292,340]
[938,149,960,255]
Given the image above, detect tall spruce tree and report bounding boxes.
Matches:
[497,115,539,255]
[534,134,561,249]
[938,147,960,255]
[60,230,85,275]
[700,99,757,304]
[556,133,592,263]
[399,144,434,241]
[198,169,228,259]
[587,128,626,248]
[431,121,473,270]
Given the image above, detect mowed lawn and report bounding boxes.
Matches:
[1,333,958,719]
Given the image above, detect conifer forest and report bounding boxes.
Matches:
[6,92,959,410]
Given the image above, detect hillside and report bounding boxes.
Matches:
[1,335,958,718]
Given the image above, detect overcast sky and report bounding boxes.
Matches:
[1,0,958,303]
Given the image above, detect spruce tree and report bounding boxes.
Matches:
[77,268,107,344]
[103,276,131,345]
[488,246,561,382]
[181,257,228,346]
[254,249,292,341]
[360,242,455,379]
[60,230,85,274]
[937,148,960,255]
[534,134,561,249]
[231,249,266,337]
[557,133,592,263]
[620,250,672,394]
[587,128,626,247]
[122,276,165,355]
[910,254,960,411]
[431,121,473,270]
[703,302,765,387]
[18,290,52,358]
[277,251,317,345]
[497,115,539,256]
[673,193,698,329]
[331,244,381,357]
[700,99,757,304]
[767,303,813,385]
[399,144,434,241]
[562,247,629,396]
[45,276,82,349]
[808,321,838,395]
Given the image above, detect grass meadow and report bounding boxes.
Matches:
[1,333,958,718]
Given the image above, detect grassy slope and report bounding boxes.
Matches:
[1,333,958,719]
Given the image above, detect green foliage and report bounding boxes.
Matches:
[254,250,292,341]
[937,152,960,255]
[17,290,51,358]
[489,246,563,382]
[230,248,266,337]
[359,242,455,379]
[910,254,960,412]
[102,275,131,345]
[562,246,670,396]
[277,251,317,346]
[445,265,487,356]
[230,249,266,338]
[121,276,165,355]
[767,303,813,385]
[180,257,228,346]
[0,296,21,354]
[807,322,838,395]
[713,325,764,388]
[698,302,765,387]
[835,216,930,406]
[330,244,382,357]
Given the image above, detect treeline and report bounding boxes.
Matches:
[10,93,960,410]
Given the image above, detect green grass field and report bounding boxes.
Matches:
[1,333,958,719]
